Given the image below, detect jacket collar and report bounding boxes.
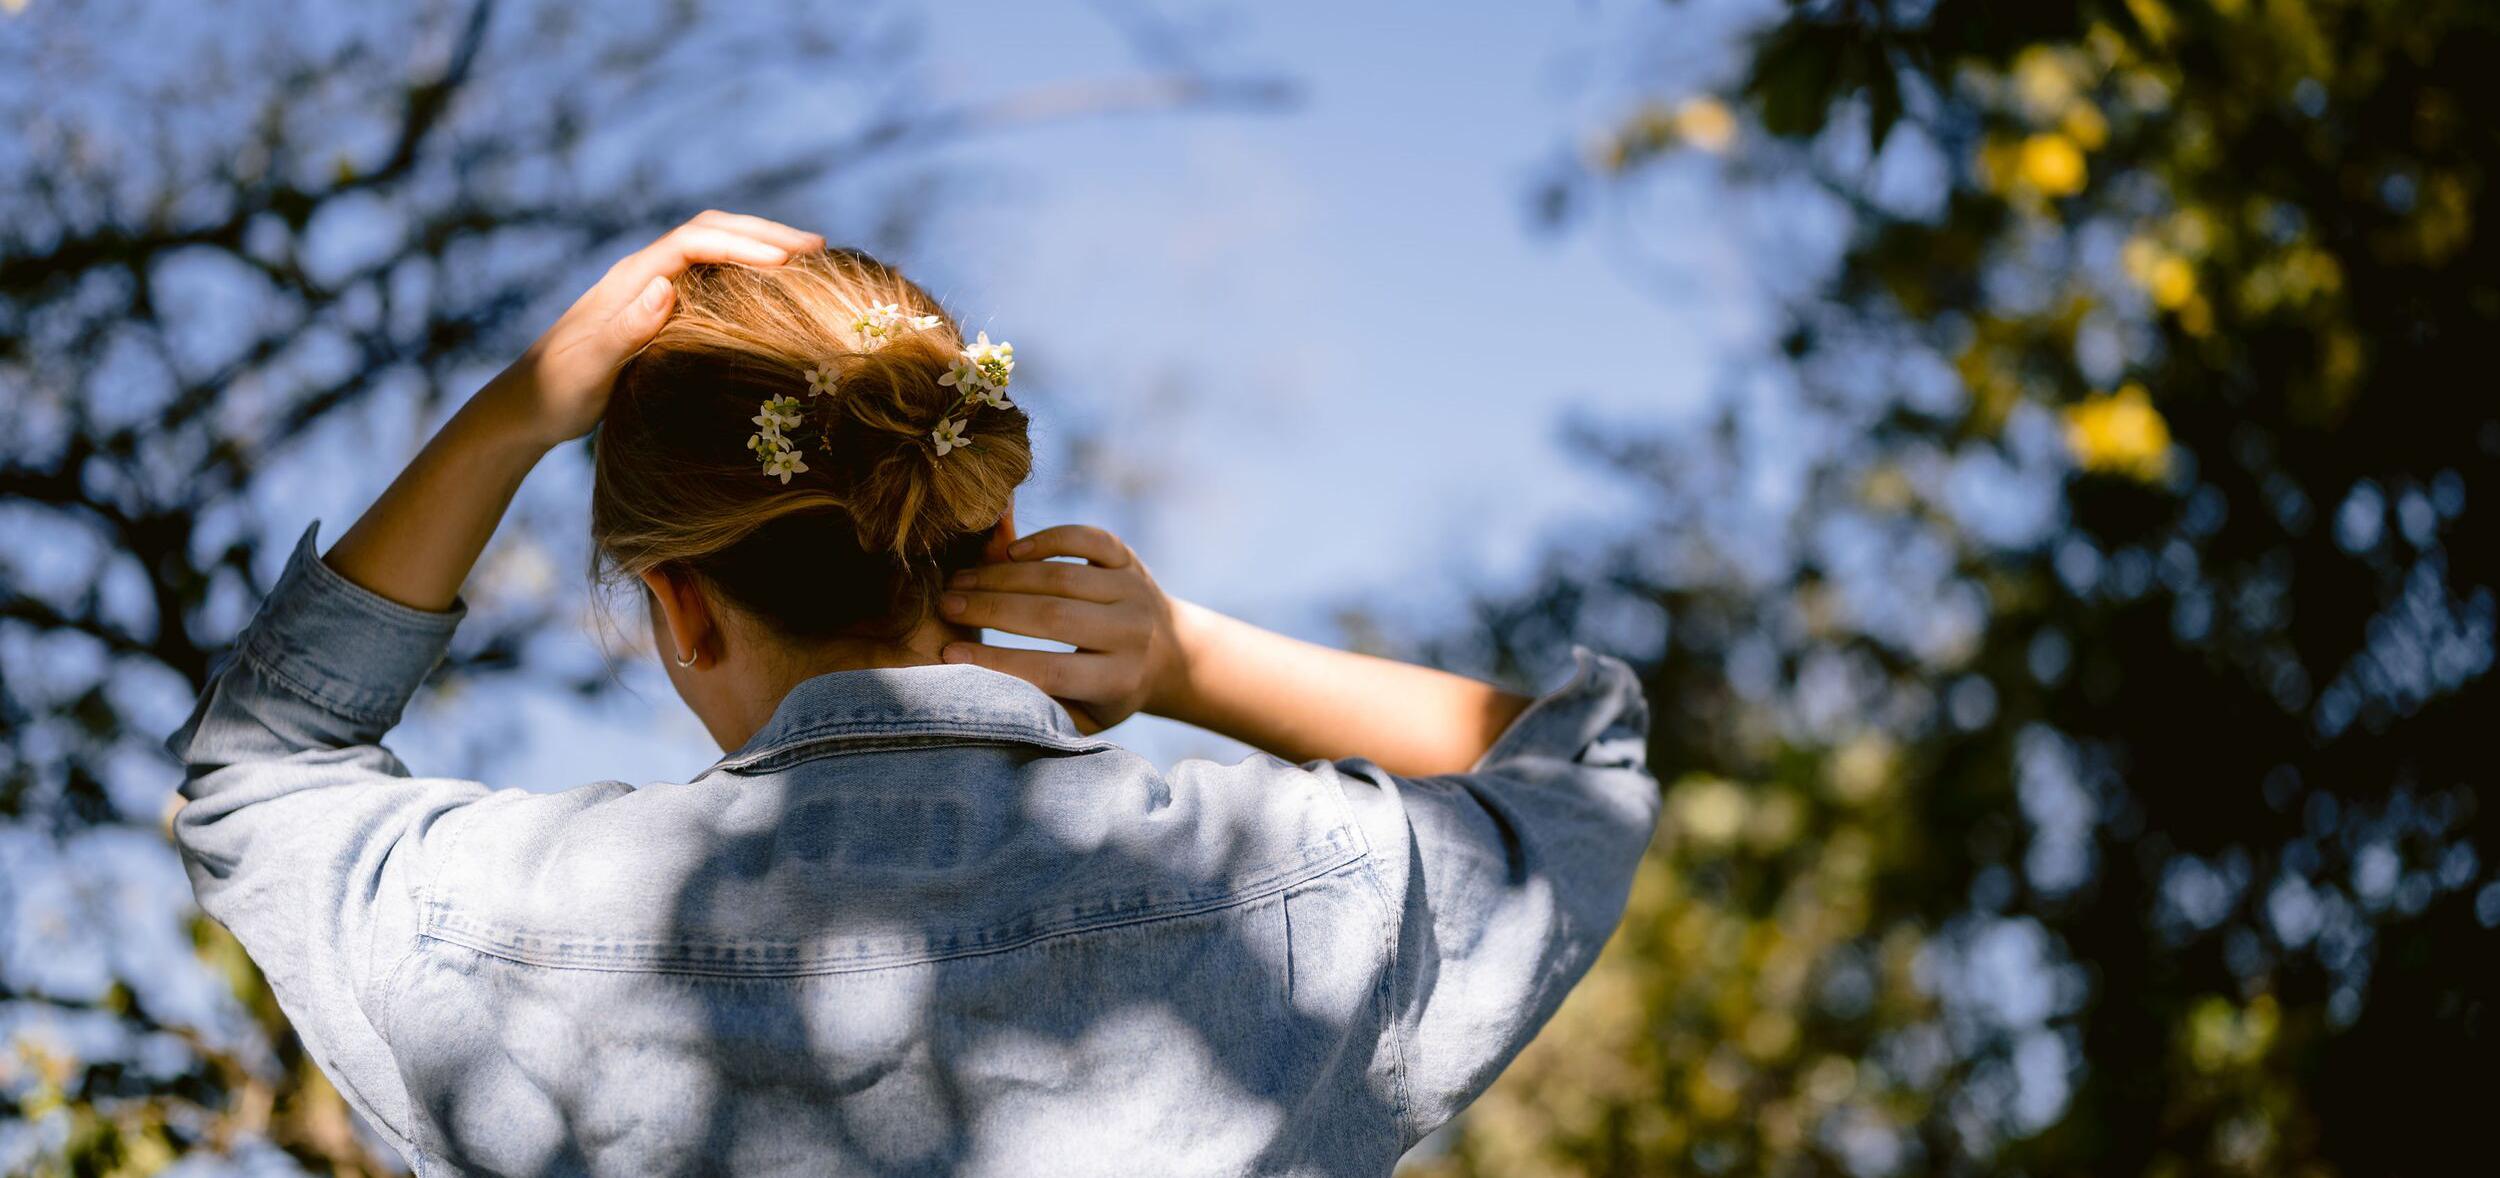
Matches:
[703,661,1106,776]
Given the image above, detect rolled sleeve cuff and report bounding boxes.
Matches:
[1467,645,1651,776]
[235,522,466,732]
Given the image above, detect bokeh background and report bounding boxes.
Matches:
[4,0,2494,1173]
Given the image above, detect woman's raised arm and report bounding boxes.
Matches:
[326,212,819,611]
[940,524,1658,1153]
[936,524,1532,777]
[161,213,824,1153]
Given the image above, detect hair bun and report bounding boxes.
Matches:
[592,248,1034,640]
[800,319,1031,558]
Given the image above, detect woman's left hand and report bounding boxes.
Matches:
[482,211,824,449]
[936,526,1195,735]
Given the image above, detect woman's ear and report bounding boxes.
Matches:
[981,502,1019,565]
[639,565,716,669]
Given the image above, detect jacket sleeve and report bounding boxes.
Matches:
[163,522,489,1158]
[1329,646,1660,1147]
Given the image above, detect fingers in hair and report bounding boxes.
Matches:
[1006,525,1132,568]
[946,560,1127,603]
[687,210,825,254]
[600,226,792,305]
[938,591,1135,649]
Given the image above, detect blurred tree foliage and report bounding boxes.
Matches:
[0,1,1271,1171]
[1413,1,2496,1174]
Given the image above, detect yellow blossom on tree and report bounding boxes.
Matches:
[2124,235,2199,309]
[1669,776,1749,847]
[2063,382,2173,480]
[2019,133,2088,195]
[2013,47,2080,121]
[2148,255,2196,308]
[2062,102,2109,150]
[2185,993,2280,1073]
[1674,97,1737,153]
[1592,96,1738,173]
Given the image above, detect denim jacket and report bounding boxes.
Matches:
[166,525,1660,1177]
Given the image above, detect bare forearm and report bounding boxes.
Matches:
[1156,600,1530,777]
[322,215,816,612]
[324,389,549,612]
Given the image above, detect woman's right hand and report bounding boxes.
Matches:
[935,526,1198,733]
[479,211,823,450]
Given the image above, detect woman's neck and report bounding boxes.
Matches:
[709,618,977,749]
[788,618,970,678]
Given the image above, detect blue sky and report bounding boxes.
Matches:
[926,0,1760,611]
[397,0,1777,778]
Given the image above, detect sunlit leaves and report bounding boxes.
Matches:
[1588,97,1740,174]
[2183,993,2281,1074]
[2022,134,2088,198]
[1410,759,1943,1178]
[1439,0,2500,1174]
[2062,383,2173,481]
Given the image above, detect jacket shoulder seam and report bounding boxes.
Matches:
[415,841,1366,979]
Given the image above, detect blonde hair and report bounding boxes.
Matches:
[590,248,1032,640]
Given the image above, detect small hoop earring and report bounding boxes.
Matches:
[674,647,697,669]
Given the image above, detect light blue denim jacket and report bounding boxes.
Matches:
[167,525,1660,1177]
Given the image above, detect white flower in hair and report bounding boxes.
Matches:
[749,394,810,478]
[849,302,900,348]
[804,363,839,397]
[850,302,943,351]
[940,331,1015,399]
[752,394,803,434]
[939,355,981,395]
[761,446,810,484]
[966,332,1015,385]
[930,417,972,456]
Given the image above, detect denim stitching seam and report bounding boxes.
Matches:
[233,637,401,729]
[418,839,1365,978]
